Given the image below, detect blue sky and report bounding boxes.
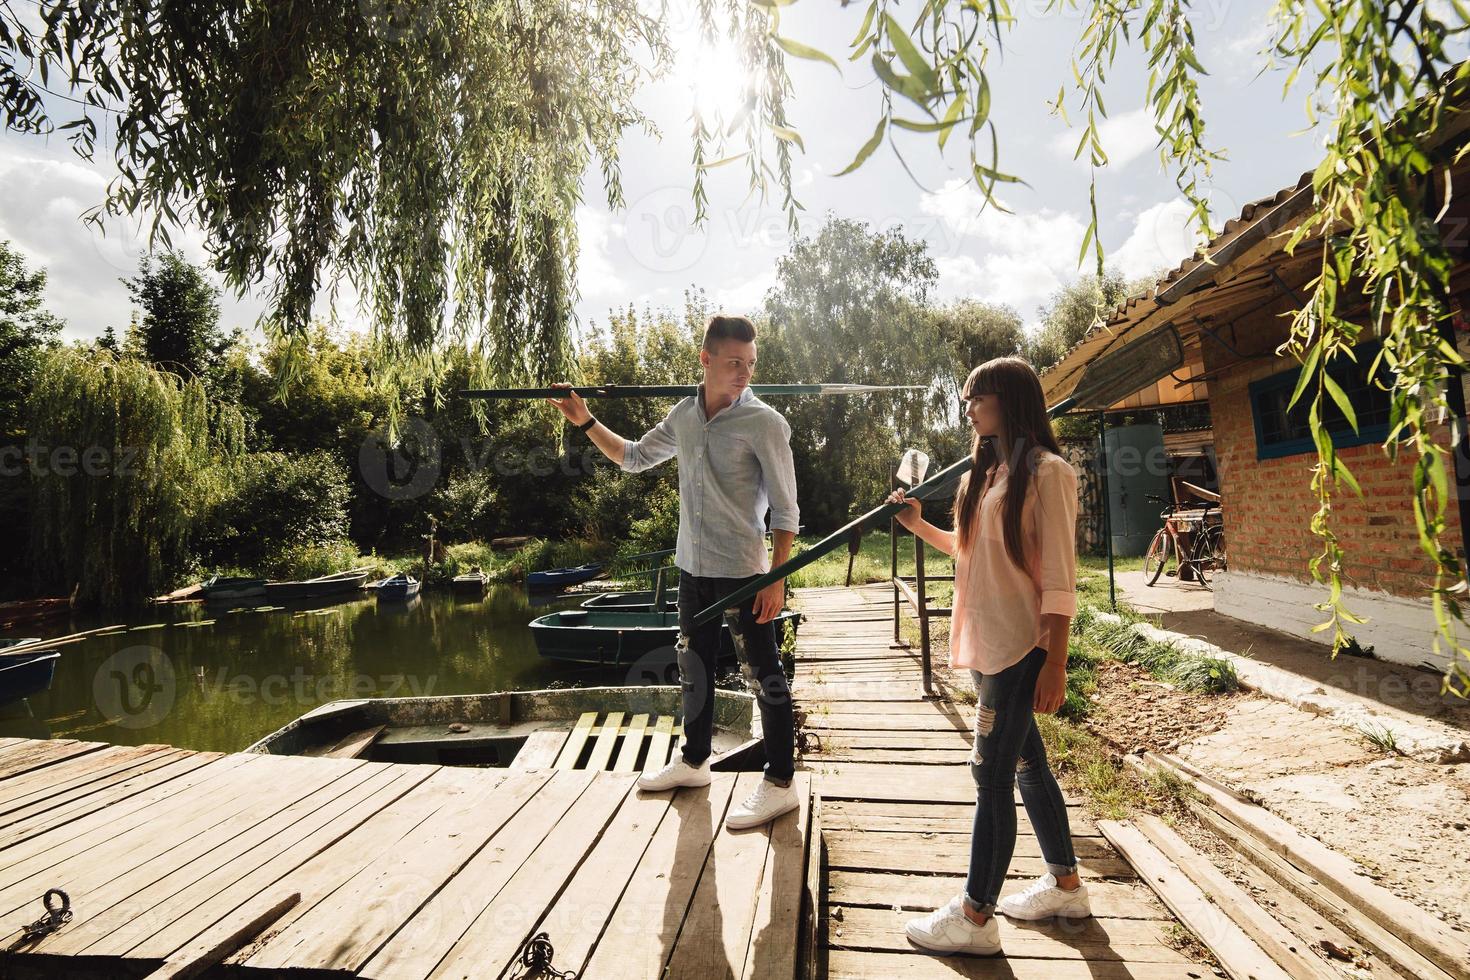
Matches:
[0,0,1324,345]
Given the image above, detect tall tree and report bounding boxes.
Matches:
[27,349,243,607]
[0,241,63,441]
[762,217,950,533]
[122,251,235,385]
[1026,271,1135,373]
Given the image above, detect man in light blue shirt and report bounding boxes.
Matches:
[549,315,801,829]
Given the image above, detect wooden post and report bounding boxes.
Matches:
[913,524,934,698]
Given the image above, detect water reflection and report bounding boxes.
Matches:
[0,586,602,752]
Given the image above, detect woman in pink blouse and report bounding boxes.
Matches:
[886,356,1090,956]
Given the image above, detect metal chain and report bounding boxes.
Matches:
[507,932,578,979]
[21,889,72,942]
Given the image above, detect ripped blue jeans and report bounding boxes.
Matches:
[963,645,1079,916]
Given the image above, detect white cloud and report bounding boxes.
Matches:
[1050,108,1159,170]
[0,136,273,340]
[711,269,775,314]
[918,178,1088,319]
[1110,198,1206,281]
[574,206,626,302]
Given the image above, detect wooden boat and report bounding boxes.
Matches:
[0,590,75,630]
[246,686,763,770]
[0,651,60,707]
[264,568,371,602]
[530,608,801,667]
[200,575,267,601]
[451,567,488,593]
[0,638,41,651]
[526,562,605,591]
[374,572,421,600]
[581,588,680,611]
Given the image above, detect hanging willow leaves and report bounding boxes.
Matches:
[27,349,244,609]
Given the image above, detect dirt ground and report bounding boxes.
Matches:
[1085,658,1470,935]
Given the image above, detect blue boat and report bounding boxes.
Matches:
[526,562,605,591]
[374,573,421,601]
[0,651,60,707]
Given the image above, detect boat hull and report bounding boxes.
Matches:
[580,588,680,611]
[0,652,60,707]
[264,571,369,601]
[526,564,604,591]
[530,608,801,667]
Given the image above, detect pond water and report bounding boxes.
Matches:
[0,587,659,752]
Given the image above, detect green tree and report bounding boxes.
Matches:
[122,251,237,388]
[1026,271,1136,373]
[762,217,951,532]
[0,241,64,441]
[27,348,243,607]
[195,450,353,571]
[926,298,1026,465]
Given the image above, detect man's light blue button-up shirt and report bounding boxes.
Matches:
[620,385,800,579]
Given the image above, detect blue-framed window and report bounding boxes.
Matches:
[1249,341,1393,460]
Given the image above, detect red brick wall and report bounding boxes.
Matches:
[1207,300,1462,599]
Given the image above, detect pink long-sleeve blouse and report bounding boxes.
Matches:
[948,449,1079,674]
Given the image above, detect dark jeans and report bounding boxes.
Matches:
[963,646,1080,915]
[675,571,795,785]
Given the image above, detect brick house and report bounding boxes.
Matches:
[1039,157,1470,671]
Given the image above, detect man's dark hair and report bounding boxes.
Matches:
[702,314,757,352]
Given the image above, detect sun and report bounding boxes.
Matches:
[677,33,754,126]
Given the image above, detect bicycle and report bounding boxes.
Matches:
[1142,493,1226,590]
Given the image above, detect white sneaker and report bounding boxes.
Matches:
[637,756,711,792]
[724,779,799,830]
[905,894,1002,956]
[998,873,1092,921]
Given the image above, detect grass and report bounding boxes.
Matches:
[1071,600,1240,695]
[1358,723,1400,754]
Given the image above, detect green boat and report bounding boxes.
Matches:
[530,607,801,667]
[580,588,680,611]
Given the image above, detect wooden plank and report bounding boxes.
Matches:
[553,712,598,769]
[508,782,678,974]
[113,765,434,960]
[828,905,1192,962]
[646,715,674,770]
[510,730,567,771]
[311,724,385,759]
[0,755,337,921]
[826,871,1168,920]
[823,829,1133,879]
[0,744,169,810]
[822,800,1097,837]
[580,773,739,980]
[826,949,1203,979]
[40,762,401,956]
[0,752,255,870]
[805,714,970,732]
[0,739,109,781]
[1160,760,1470,980]
[613,713,649,772]
[742,774,811,980]
[664,773,775,978]
[241,768,550,972]
[1099,819,1291,980]
[585,711,625,772]
[386,773,638,979]
[0,750,214,843]
[141,892,299,980]
[1132,814,1340,980]
[1190,796,1458,980]
[809,762,982,803]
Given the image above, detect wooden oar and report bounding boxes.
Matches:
[460,383,926,399]
[2,625,129,654]
[692,394,1080,625]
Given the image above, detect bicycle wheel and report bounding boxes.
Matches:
[1205,523,1226,571]
[1190,530,1214,590]
[1144,529,1172,586]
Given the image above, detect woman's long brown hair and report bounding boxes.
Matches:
[953,357,1063,569]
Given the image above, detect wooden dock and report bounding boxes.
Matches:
[0,735,813,976]
[791,584,1205,979]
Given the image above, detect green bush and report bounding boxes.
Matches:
[259,538,364,579]
[197,450,352,571]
